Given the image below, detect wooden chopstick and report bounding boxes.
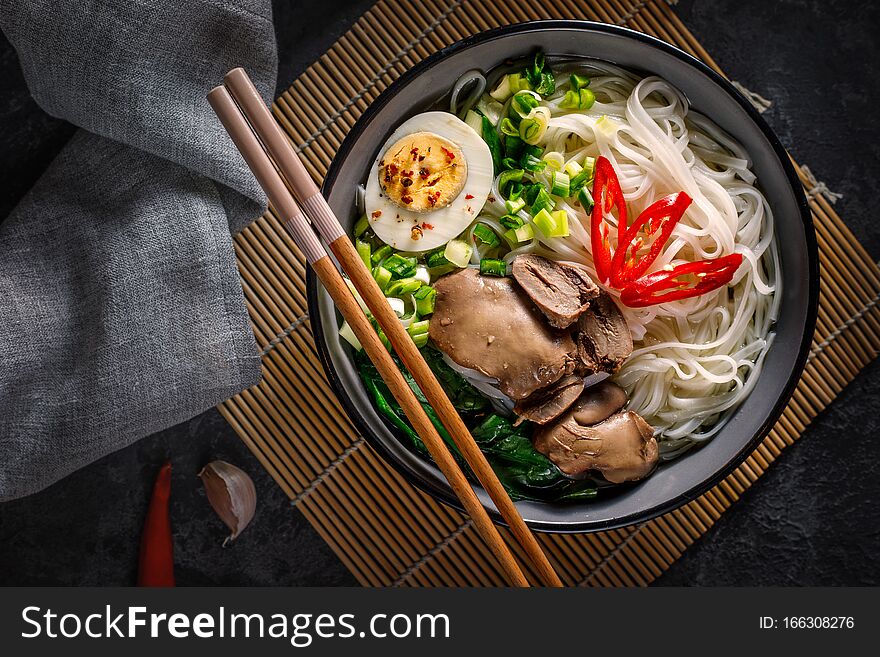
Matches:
[208,85,532,587]
[222,68,563,588]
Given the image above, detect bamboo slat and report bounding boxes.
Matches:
[219,0,880,586]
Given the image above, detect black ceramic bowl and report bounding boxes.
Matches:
[307,21,818,532]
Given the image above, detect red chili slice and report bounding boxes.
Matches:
[590,156,627,284]
[619,253,744,308]
[610,191,692,288]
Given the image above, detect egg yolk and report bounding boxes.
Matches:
[377,131,467,213]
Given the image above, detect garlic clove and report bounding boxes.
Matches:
[198,460,256,546]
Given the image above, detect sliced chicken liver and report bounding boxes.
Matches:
[576,290,633,374]
[533,404,658,483]
[429,267,577,400]
[513,375,585,425]
[511,255,599,328]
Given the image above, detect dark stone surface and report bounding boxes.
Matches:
[0,0,877,586]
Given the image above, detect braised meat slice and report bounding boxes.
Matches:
[429,268,577,400]
[575,291,633,374]
[511,255,599,329]
[567,380,628,426]
[513,375,585,425]
[533,404,658,483]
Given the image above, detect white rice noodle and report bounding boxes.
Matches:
[471,60,779,457]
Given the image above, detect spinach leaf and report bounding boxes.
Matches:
[481,115,503,175]
[415,348,489,412]
[355,350,598,502]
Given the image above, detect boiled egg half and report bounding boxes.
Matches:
[364,111,493,252]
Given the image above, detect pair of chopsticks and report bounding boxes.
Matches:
[209,69,562,588]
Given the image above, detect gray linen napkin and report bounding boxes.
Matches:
[0,0,278,500]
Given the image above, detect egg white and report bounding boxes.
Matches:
[364,111,494,252]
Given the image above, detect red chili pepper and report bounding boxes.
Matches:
[610,191,692,288]
[620,253,744,308]
[137,461,175,587]
[590,156,627,284]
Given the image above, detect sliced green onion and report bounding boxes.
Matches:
[532,208,554,236]
[501,157,518,171]
[508,181,523,201]
[569,167,593,195]
[559,90,579,110]
[353,215,370,238]
[480,258,507,277]
[413,286,437,316]
[578,89,596,109]
[511,90,540,118]
[550,170,570,197]
[387,296,406,317]
[550,210,570,237]
[519,118,540,143]
[520,153,546,172]
[499,168,524,197]
[377,327,392,352]
[489,74,514,102]
[500,214,524,229]
[524,183,543,205]
[413,264,430,284]
[505,197,526,214]
[481,115,503,175]
[542,151,564,171]
[425,246,449,268]
[577,186,595,213]
[499,117,519,137]
[532,52,545,78]
[411,332,429,348]
[371,244,391,265]
[408,319,430,337]
[530,186,555,216]
[535,72,555,96]
[570,73,591,91]
[464,109,483,134]
[564,160,583,178]
[444,239,473,268]
[472,223,500,247]
[559,87,596,111]
[372,265,392,292]
[578,88,596,110]
[519,108,550,145]
[338,321,362,351]
[583,156,596,177]
[475,96,504,125]
[534,208,570,238]
[382,253,417,278]
[504,134,525,159]
[512,72,531,92]
[345,279,369,314]
[503,223,534,245]
[356,239,371,268]
[385,277,422,297]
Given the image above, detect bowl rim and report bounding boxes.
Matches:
[307,20,819,532]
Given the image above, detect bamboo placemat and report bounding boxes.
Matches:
[219,0,880,586]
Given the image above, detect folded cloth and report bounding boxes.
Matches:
[0,0,277,500]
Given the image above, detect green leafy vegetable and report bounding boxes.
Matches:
[356,350,599,502]
[481,115,503,175]
[523,52,556,97]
